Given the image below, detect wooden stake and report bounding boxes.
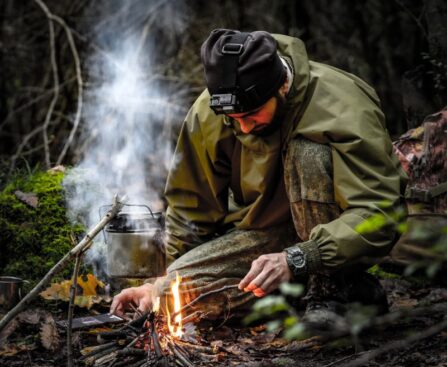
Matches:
[67,254,82,367]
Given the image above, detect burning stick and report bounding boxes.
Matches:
[170,284,240,321]
[181,311,208,325]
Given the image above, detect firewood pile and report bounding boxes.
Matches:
[80,311,227,367]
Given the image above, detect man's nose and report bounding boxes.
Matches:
[237,119,256,133]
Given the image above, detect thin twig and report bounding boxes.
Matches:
[149,313,162,358]
[55,10,83,166]
[343,317,447,367]
[167,341,194,367]
[34,0,83,165]
[392,0,428,39]
[67,254,82,367]
[33,0,60,168]
[0,78,75,133]
[31,0,82,166]
[80,341,117,361]
[322,352,367,367]
[129,303,144,319]
[171,284,239,319]
[9,125,45,175]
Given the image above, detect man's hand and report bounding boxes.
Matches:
[110,283,154,318]
[239,252,292,297]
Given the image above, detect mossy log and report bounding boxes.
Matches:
[0,195,124,333]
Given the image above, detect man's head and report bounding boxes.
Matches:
[201,29,288,135]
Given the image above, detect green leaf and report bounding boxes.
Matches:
[283,323,306,340]
[283,315,299,328]
[252,295,287,312]
[426,262,441,278]
[397,222,408,234]
[266,320,282,332]
[279,282,303,297]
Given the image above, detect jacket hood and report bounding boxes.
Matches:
[272,34,311,140]
[273,34,310,108]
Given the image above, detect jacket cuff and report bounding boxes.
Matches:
[285,240,321,274]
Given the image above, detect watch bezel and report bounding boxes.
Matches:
[286,247,307,276]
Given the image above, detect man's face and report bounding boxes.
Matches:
[227,96,279,134]
[227,93,285,136]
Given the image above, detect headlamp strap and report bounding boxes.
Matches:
[220,32,250,92]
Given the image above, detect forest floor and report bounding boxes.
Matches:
[1,276,446,367]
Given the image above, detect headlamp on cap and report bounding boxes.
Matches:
[208,35,249,115]
[202,29,286,116]
[210,93,244,114]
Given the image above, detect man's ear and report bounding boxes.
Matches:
[278,77,289,98]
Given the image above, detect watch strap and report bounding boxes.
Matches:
[285,240,321,274]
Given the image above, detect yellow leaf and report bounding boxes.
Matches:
[39,274,108,309]
[77,274,104,296]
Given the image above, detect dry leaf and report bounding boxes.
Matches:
[0,319,18,346]
[77,274,104,296]
[0,343,36,357]
[87,326,113,334]
[14,190,38,208]
[17,309,44,325]
[39,274,109,309]
[47,165,65,174]
[40,314,60,351]
[393,297,418,309]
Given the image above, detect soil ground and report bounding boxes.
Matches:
[1,277,446,367]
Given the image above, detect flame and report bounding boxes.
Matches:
[166,272,183,338]
[152,296,160,313]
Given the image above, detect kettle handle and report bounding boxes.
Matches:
[99,204,154,219]
[98,203,156,245]
[123,204,154,218]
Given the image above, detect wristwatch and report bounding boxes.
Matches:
[285,247,307,278]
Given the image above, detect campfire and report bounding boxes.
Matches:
[79,272,217,367]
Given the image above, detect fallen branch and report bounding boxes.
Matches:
[0,195,124,333]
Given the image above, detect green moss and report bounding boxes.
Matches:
[0,169,85,284]
[367,264,401,279]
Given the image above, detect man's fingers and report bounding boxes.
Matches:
[260,274,280,295]
[239,260,263,290]
[253,288,266,297]
[110,289,134,315]
[247,267,272,291]
[110,301,124,317]
[138,297,152,313]
[110,296,122,315]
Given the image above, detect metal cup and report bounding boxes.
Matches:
[0,276,25,311]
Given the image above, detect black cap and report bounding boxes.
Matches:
[201,29,286,113]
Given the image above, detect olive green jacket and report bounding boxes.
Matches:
[164,34,407,272]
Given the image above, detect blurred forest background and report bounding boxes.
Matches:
[1,0,446,182]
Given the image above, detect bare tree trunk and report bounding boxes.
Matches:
[425,0,447,61]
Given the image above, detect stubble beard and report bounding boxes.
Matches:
[249,94,287,137]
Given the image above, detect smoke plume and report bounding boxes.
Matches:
[63,0,189,276]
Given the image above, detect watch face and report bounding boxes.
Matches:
[291,252,306,269]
